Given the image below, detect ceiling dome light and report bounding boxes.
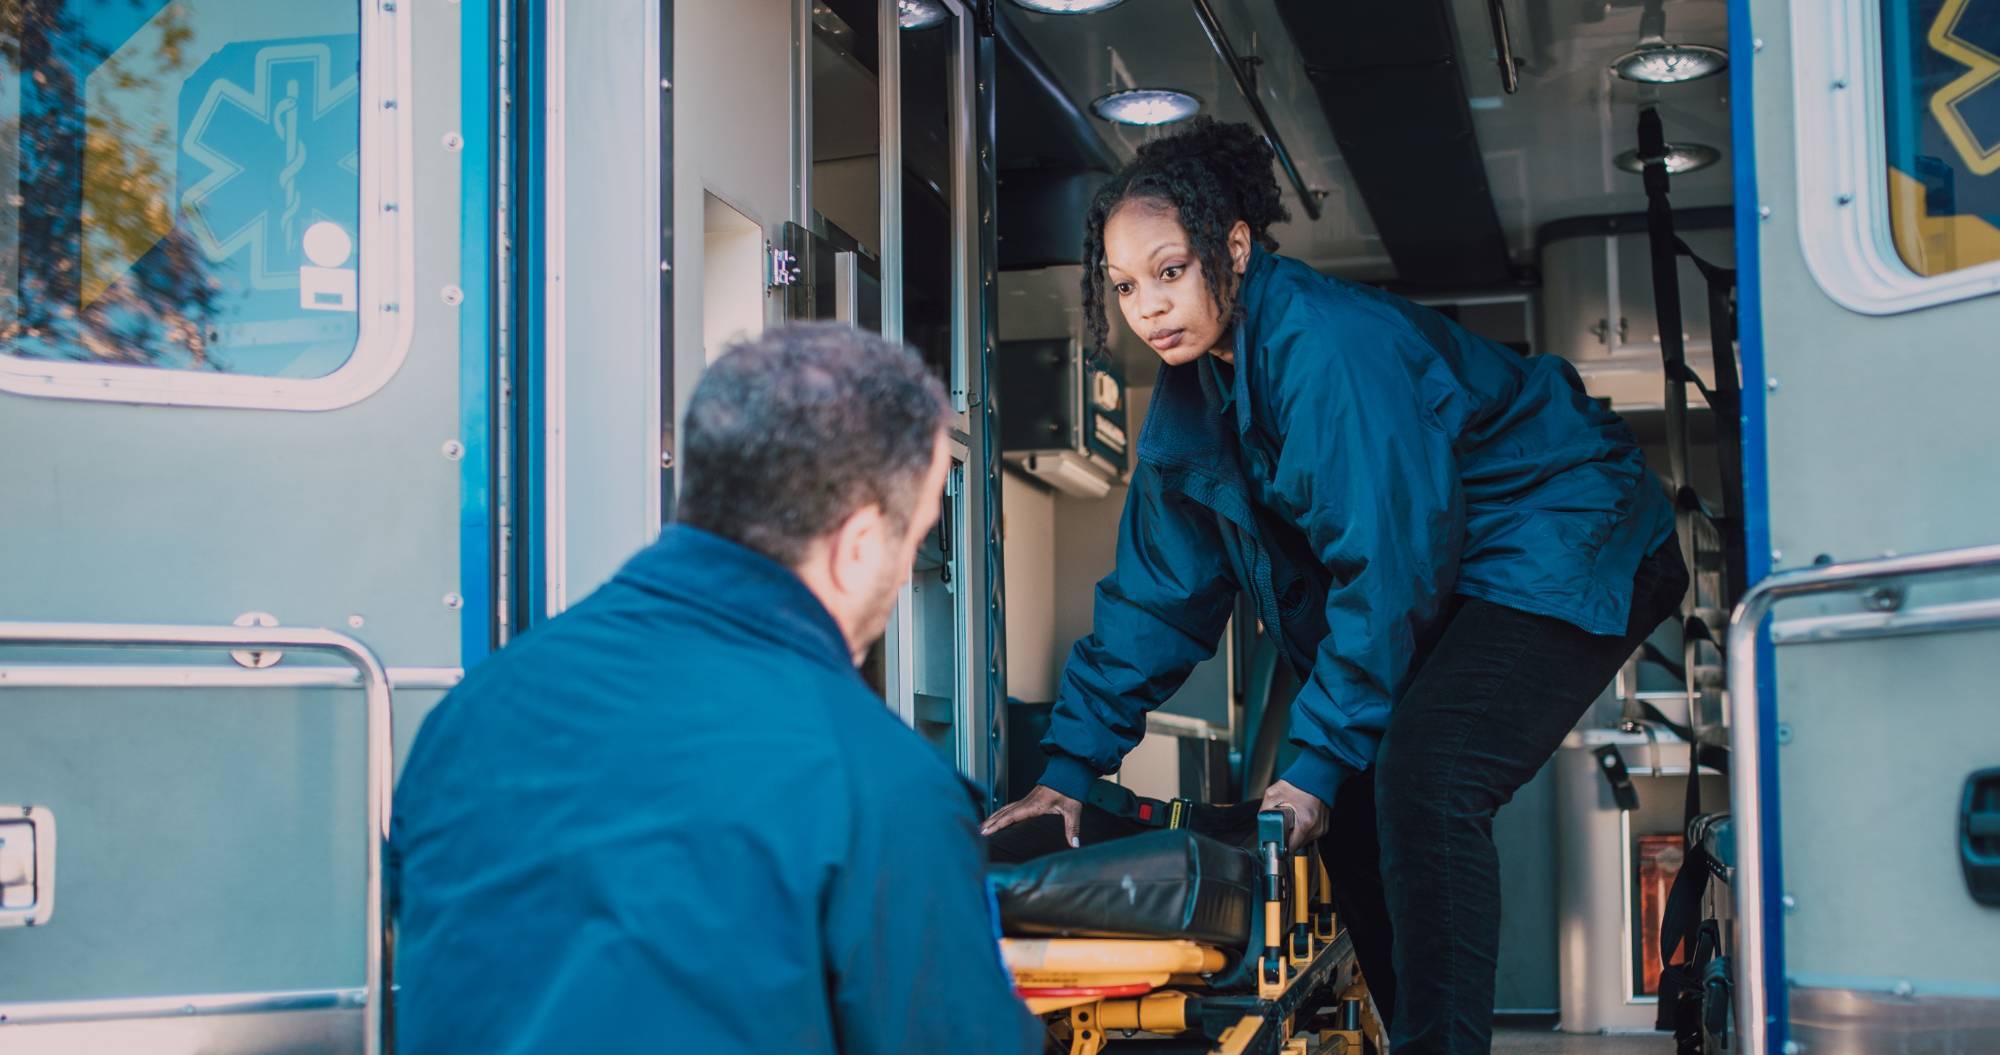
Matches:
[898,0,949,29]
[1614,142,1721,175]
[1611,0,1726,83]
[1612,42,1728,84]
[1090,88,1202,126]
[1008,0,1129,12]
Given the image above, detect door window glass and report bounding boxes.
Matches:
[2,1,363,379]
[1882,0,2000,276]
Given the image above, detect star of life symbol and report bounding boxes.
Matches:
[179,42,361,294]
[1930,0,2000,176]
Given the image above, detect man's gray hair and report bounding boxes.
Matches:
[678,324,951,567]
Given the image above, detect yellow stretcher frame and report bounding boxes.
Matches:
[1002,811,1388,1055]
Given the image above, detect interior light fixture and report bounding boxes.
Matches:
[898,0,949,30]
[1611,0,1727,83]
[1614,142,1721,175]
[1090,88,1202,126]
[1008,0,1129,12]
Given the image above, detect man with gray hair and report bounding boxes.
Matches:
[391,325,1041,1054]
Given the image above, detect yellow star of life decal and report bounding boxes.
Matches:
[1930,0,2000,175]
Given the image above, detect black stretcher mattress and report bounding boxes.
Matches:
[988,829,1259,949]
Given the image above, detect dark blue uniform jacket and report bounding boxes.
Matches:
[1039,246,1675,808]
[392,526,1041,1055]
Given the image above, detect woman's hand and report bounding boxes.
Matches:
[980,786,1084,847]
[1258,780,1330,851]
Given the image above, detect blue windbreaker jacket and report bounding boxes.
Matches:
[392,526,1041,1055]
[1039,246,1675,808]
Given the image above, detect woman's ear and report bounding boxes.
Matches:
[1229,220,1253,274]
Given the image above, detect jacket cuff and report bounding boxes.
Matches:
[1037,753,1102,802]
[1279,748,1355,812]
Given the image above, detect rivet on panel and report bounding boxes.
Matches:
[442,284,465,306]
[443,132,465,152]
[443,440,466,461]
[1863,585,1905,612]
[348,615,366,629]
[1776,723,1792,745]
[1766,376,1780,392]
[444,593,465,610]
[1754,38,1766,53]
[661,78,673,90]
[1781,893,1798,914]
[1772,549,1785,564]
[1759,205,1772,220]
[1837,193,1854,206]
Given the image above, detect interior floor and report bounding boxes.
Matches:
[1493,1028,1671,1054]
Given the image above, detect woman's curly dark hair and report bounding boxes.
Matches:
[1081,117,1291,355]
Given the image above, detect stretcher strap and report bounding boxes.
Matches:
[1016,983,1155,999]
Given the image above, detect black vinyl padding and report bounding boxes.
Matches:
[989,829,1259,948]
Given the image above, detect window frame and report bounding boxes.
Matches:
[0,0,415,411]
[1792,0,2000,315]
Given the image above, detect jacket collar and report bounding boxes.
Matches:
[1234,242,1280,348]
[618,525,856,675]
[1134,244,1279,481]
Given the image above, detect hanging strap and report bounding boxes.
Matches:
[1677,238,1748,607]
[1656,740,1728,1036]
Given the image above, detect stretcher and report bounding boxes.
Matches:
[994,811,1386,1055]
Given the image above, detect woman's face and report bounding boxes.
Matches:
[1102,199,1252,366]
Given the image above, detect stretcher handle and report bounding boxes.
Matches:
[1257,810,1290,990]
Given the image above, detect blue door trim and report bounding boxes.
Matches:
[1729,0,1789,1048]
[459,0,497,666]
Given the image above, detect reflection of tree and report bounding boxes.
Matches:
[2,0,219,368]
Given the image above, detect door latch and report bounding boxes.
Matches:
[0,804,56,928]
[1961,768,2000,907]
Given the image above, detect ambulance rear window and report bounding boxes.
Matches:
[1881,0,2000,277]
[2,1,363,380]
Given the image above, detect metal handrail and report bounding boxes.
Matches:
[1726,543,2000,1055]
[1188,0,1323,221]
[0,621,394,1055]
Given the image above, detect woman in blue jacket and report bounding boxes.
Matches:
[982,120,1689,1053]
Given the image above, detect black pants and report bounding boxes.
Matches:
[1320,538,1689,1054]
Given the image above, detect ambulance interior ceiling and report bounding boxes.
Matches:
[994,0,1734,385]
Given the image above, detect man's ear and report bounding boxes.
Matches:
[1228,220,1253,274]
[826,502,887,596]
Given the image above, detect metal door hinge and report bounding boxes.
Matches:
[767,242,798,293]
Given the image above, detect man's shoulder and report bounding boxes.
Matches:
[821,685,980,808]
